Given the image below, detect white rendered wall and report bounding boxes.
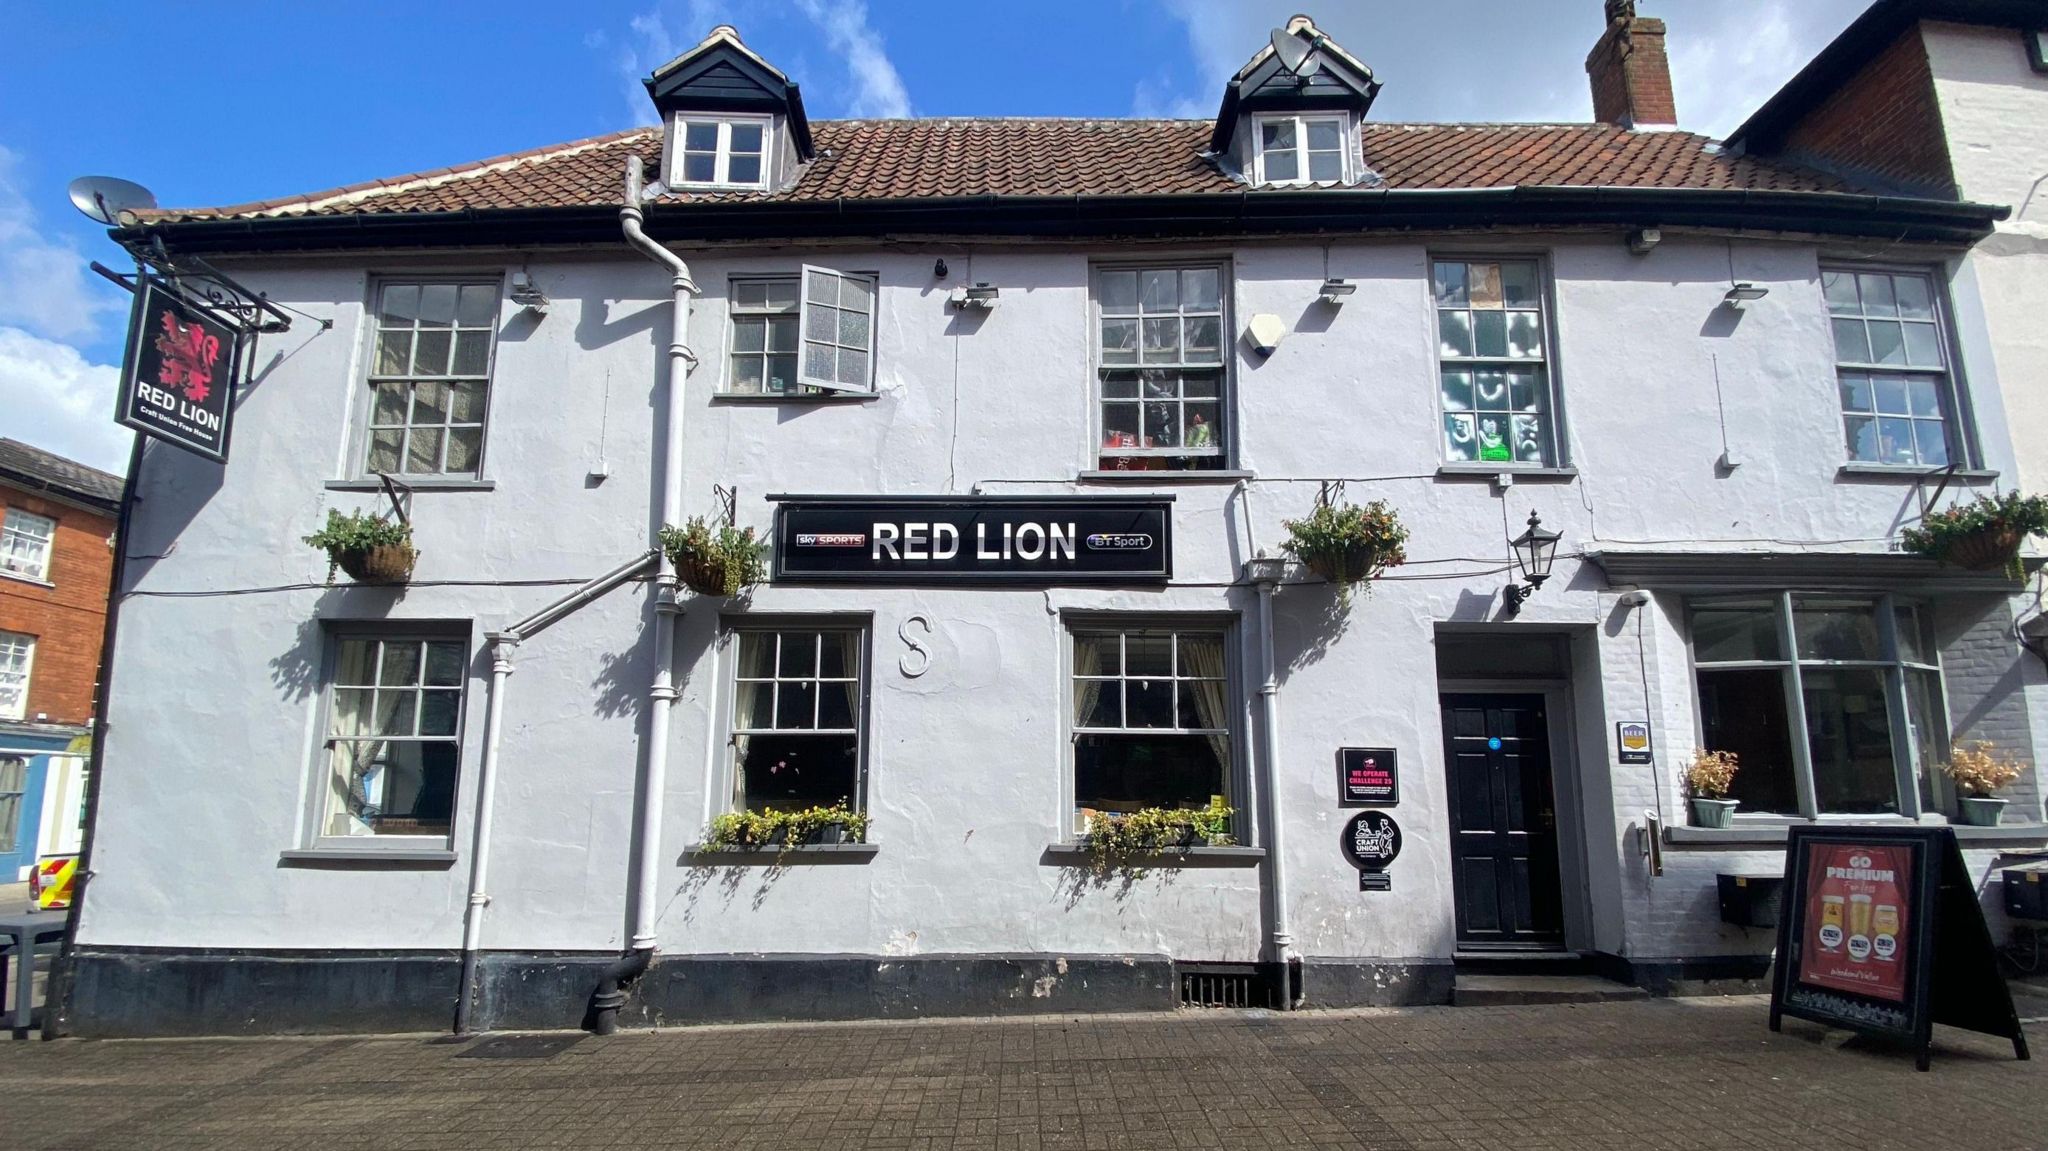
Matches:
[77,232,2041,973]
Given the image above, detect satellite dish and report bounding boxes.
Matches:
[67,176,156,225]
[1270,27,1317,77]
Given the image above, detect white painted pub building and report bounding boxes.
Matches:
[60,6,2048,1034]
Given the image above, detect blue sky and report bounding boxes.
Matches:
[1,0,1865,472]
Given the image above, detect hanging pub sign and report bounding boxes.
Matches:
[1338,747,1399,807]
[116,278,240,462]
[773,496,1172,583]
[1770,826,2028,1070]
[1341,810,1401,892]
[1616,721,1653,765]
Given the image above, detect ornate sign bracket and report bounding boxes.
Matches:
[91,234,325,335]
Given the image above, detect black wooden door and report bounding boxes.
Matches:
[1441,693,1564,949]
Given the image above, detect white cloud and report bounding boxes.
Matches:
[794,0,911,119]
[0,145,123,343]
[0,325,131,473]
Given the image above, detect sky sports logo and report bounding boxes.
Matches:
[796,533,867,547]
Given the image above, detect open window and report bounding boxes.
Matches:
[798,266,877,394]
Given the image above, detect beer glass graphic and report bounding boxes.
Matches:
[1873,903,1900,961]
[1818,895,1845,951]
[1848,893,1874,961]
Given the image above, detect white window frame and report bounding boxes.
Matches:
[1065,620,1239,839]
[1822,265,1969,469]
[796,266,878,394]
[1432,254,1565,468]
[305,623,471,851]
[718,621,871,817]
[0,510,56,583]
[1688,593,1951,821]
[719,270,878,397]
[1251,113,1352,185]
[1091,261,1233,470]
[722,275,803,395]
[359,278,501,480]
[0,631,34,722]
[670,113,773,190]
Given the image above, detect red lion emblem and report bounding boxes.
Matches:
[153,310,221,404]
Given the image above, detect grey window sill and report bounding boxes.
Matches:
[1435,464,1579,482]
[278,848,457,867]
[1665,822,2048,848]
[0,571,55,589]
[1077,470,1255,484]
[325,478,495,493]
[682,843,879,863]
[1040,844,1266,866]
[1837,463,1998,483]
[710,392,879,405]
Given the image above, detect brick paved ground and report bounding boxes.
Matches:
[0,994,2040,1150]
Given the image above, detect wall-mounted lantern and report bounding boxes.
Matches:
[1317,277,1356,306]
[1502,509,1561,618]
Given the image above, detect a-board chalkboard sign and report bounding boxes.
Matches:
[1338,748,1399,807]
[1769,825,2029,1070]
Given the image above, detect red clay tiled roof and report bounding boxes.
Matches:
[140,118,1860,222]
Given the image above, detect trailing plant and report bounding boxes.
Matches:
[302,508,414,583]
[1282,499,1409,603]
[1082,797,1235,864]
[659,516,769,597]
[1942,740,2024,798]
[1684,748,1740,800]
[703,800,868,849]
[1900,490,2048,579]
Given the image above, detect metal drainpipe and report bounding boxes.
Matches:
[454,634,516,1034]
[1246,560,1299,1006]
[592,155,696,1033]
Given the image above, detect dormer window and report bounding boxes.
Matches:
[1253,114,1349,185]
[672,114,771,189]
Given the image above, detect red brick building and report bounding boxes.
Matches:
[0,439,121,726]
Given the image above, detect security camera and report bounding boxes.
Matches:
[1619,590,1651,607]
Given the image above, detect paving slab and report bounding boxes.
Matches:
[0,994,2038,1150]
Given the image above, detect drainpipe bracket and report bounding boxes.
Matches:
[649,685,681,703]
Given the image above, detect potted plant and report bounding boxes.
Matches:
[1943,740,2025,826]
[303,508,416,584]
[659,516,768,597]
[1686,749,1740,829]
[1282,499,1408,604]
[791,801,869,845]
[705,809,771,849]
[1900,490,2048,580]
[1082,798,1235,863]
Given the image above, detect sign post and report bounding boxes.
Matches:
[1770,825,2028,1070]
[115,278,241,462]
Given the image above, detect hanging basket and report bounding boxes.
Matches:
[1299,542,1396,586]
[679,553,737,597]
[334,543,417,584]
[1938,524,2024,572]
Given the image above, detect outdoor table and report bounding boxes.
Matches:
[0,908,67,1037]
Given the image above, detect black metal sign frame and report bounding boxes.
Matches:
[115,278,243,463]
[771,495,1173,584]
[1770,825,2028,1070]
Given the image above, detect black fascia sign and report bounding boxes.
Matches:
[1341,810,1401,892]
[1339,747,1399,807]
[773,496,1172,583]
[116,278,240,463]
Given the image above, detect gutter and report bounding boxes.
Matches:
[589,155,697,1035]
[1242,556,1299,1007]
[124,185,2010,253]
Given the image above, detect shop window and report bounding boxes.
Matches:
[318,629,469,842]
[1095,265,1229,471]
[729,628,866,813]
[671,115,770,189]
[1825,267,1962,467]
[722,270,876,396]
[364,280,498,478]
[1252,114,1350,184]
[0,631,32,721]
[1689,595,1949,818]
[0,509,55,582]
[1070,626,1233,832]
[1434,258,1557,466]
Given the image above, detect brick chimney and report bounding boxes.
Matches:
[1586,0,1677,129]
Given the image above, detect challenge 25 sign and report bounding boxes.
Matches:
[116,279,240,462]
[773,496,1172,583]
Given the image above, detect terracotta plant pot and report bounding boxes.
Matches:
[1957,796,2008,827]
[1941,525,2024,572]
[334,543,416,584]
[679,553,735,597]
[1691,797,1738,829]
